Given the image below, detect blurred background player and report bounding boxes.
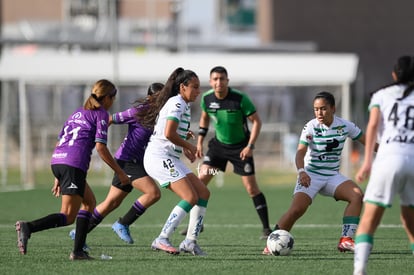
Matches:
[354,56,414,275]
[16,79,130,260]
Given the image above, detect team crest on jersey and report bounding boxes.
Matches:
[170,168,179,177]
[336,126,345,135]
[208,102,220,109]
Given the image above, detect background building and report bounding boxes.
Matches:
[1,0,411,187]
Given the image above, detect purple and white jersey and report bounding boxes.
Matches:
[112,106,153,162]
[51,106,110,172]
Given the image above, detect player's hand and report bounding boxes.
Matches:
[51,178,61,197]
[298,171,311,187]
[119,172,131,186]
[186,131,195,140]
[356,162,371,183]
[196,144,204,159]
[240,146,253,160]
[184,145,197,163]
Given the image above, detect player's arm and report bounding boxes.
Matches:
[356,107,381,182]
[246,112,262,149]
[356,132,379,152]
[165,119,197,162]
[196,110,210,158]
[295,143,311,187]
[95,142,130,185]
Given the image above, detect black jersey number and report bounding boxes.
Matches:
[163,159,174,169]
[388,102,414,130]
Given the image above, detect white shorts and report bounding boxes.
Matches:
[143,152,191,188]
[293,170,349,201]
[364,155,414,207]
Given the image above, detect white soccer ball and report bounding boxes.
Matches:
[266,229,294,256]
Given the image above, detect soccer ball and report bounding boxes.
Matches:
[266,229,294,256]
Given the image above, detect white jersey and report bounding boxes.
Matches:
[364,84,414,207]
[299,116,362,176]
[146,94,191,159]
[369,84,414,157]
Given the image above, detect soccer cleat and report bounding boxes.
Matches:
[337,236,355,252]
[69,250,94,260]
[151,237,179,255]
[260,228,272,240]
[15,221,31,255]
[179,224,204,236]
[262,246,272,255]
[68,229,91,252]
[179,239,207,256]
[112,220,134,244]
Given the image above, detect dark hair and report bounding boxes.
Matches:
[394,55,413,83]
[397,56,414,100]
[147,82,164,96]
[210,66,228,77]
[136,68,198,128]
[314,91,335,106]
[371,55,414,99]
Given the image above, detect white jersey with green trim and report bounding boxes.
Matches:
[370,84,414,157]
[146,94,191,159]
[299,115,362,176]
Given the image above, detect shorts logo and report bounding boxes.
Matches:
[68,182,78,189]
[244,163,252,173]
[170,168,179,177]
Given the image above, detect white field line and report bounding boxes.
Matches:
[0,223,403,228]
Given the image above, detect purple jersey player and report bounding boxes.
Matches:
[15,79,130,260]
[69,83,163,246]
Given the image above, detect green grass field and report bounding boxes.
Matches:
[0,170,413,274]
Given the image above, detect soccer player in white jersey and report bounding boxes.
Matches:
[141,68,210,256]
[354,56,414,275]
[263,91,369,255]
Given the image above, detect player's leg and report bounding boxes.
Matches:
[334,179,363,252]
[68,182,97,251]
[179,162,219,236]
[180,173,210,256]
[400,205,414,253]
[353,203,385,275]
[262,192,311,255]
[241,174,271,239]
[113,176,161,244]
[277,192,312,231]
[152,177,197,254]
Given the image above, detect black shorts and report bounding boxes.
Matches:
[51,164,87,197]
[203,138,255,176]
[111,159,149,193]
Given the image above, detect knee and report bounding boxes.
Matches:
[150,189,162,203]
[350,189,364,204]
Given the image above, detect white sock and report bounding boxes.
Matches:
[186,205,206,241]
[353,242,372,275]
[159,205,187,239]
